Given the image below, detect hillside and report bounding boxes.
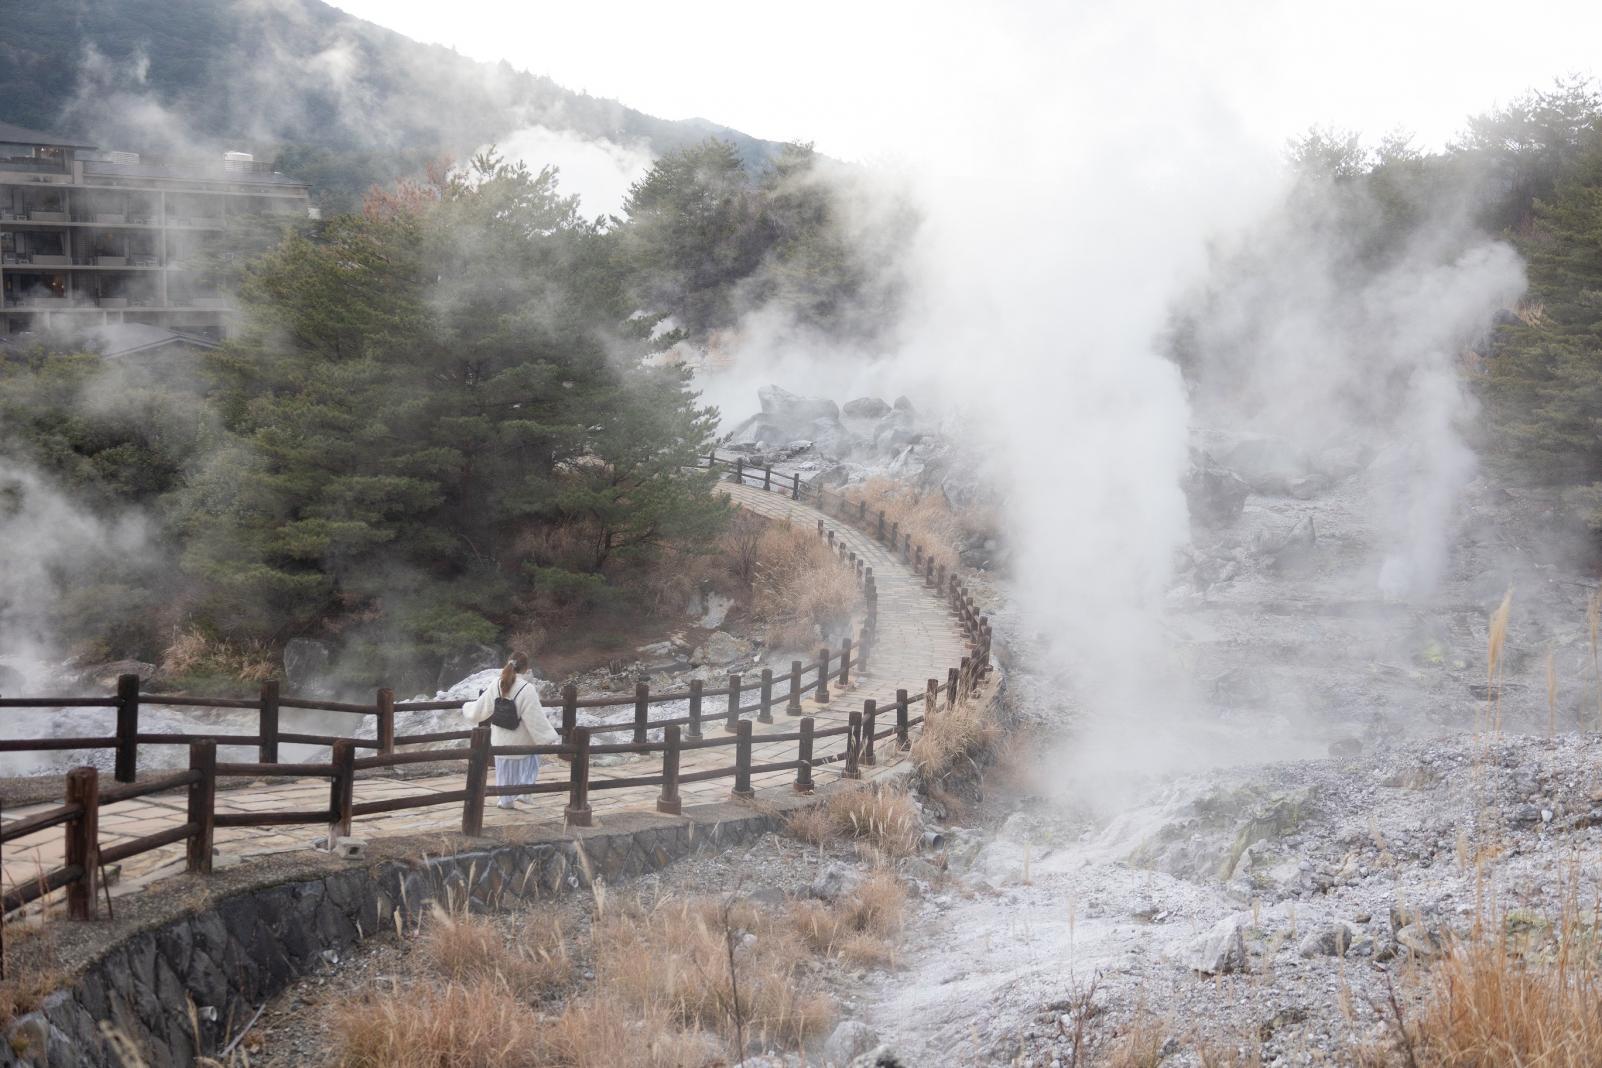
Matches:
[0,0,789,209]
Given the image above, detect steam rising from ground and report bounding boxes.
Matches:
[708,7,1530,790]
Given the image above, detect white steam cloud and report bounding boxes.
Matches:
[492,125,654,216]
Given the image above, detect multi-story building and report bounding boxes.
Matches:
[0,120,312,341]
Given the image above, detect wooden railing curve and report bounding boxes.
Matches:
[0,447,992,955]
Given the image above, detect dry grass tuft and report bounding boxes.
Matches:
[159,628,277,684]
[824,786,922,857]
[1404,935,1602,1066]
[1102,1012,1168,1068]
[332,979,543,1068]
[790,869,908,966]
[1487,587,1513,731]
[784,805,838,848]
[843,477,973,568]
[750,520,858,651]
[533,996,720,1068]
[417,908,571,999]
[590,895,834,1048]
[912,687,995,779]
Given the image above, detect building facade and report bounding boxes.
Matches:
[0,121,312,341]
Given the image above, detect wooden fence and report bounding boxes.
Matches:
[0,450,992,938]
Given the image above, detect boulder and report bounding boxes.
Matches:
[807,863,864,903]
[1183,451,1250,526]
[826,1021,880,1065]
[759,385,839,425]
[694,631,754,667]
[436,643,502,692]
[283,639,333,691]
[81,659,159,689]
[842,396,891,420]
[849,1048,907,1068]
[1217,435,1316,496]
[1186,915,1249,975]
[892,395,916,414]
[1297,922,1359,958]
[1395,923,1442,959]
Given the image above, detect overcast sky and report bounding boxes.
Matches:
[331,0,1601,163]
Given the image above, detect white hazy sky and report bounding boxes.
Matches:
[331,0,1601,162]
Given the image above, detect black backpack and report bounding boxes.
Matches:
[489,682,525,730]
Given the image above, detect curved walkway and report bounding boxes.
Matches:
[0,481,970,908]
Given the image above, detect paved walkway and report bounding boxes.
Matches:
[1,481,971,910]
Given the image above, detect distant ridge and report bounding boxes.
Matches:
[1,0,790,208]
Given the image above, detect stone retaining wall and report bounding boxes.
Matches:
[1,800,801,1068]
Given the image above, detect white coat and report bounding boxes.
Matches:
[462,675,561,748]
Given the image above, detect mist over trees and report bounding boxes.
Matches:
[0,138,910,687]
[1171,77,1602,541]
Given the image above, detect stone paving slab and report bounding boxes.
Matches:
[1,480,971,912]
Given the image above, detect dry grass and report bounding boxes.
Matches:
[912,685,995,779]
[790,869,908,965]
[159,628,277,684]
[784,804,838,848]
[1101,1013,1169,1068]
[1486,588,1512,732]
[843,477,988,570]
[824,785,922,857]
[750,520,858,651]
[529,996,719,1068]
[1401,935,1602,1066]
[590,895,835,1048]
[417,908,570,999]
[333,979,545,1068]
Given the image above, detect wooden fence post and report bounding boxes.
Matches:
[936,563,946,593]
[758,668,774,724]
[877,511,885,540]
[926,678,939,721]
[856,629,870,675]
[114,673,139,784]
[792,473,801,500]
[763,466,772,491]
[258,679,280,765]
[187,739,216,874]
[960,655,973,698]
[925,557,936,587]
[561,683,578,742]
[462,725,491,836]
[817,518,825,538]
[634,682,650,745]
[64,767,99,920]
[330,739,356,841]
[735,458,744,485]
[657,724,682,814]
[862,699,877,766]
[947,668,960,710]
[731,719,754,800]
[838,638,852,688]
[687,679,704,740]
[896,689,910,750]
[890,521,899,550]
[724,673,742,732]
[787,661,803,715]
[375,687,396,756]
[565,727,592,827]
[814,648,831,703]
[844,711,862,780]
[858,500,867,523]
[794,717,814,793]
[914,545,924,574]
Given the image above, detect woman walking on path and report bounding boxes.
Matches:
[463,652,559,808]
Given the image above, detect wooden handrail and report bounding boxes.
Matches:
[1,450,991,923]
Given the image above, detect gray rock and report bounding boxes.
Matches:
[283,638,332,690]
[1184,451,1250,526]
[1396,923,1442,959]
[808,863,864,903]
[1297,922,1358,958]
[826,1021,880,1065]
[892,395,916,413]
[1218,434,1316,495]
[842,396,891,420]
[1186,915,1249,975]
[694,631,754,667]
[848,1044,906,1067]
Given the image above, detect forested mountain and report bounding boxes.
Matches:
[1,0,788,210]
